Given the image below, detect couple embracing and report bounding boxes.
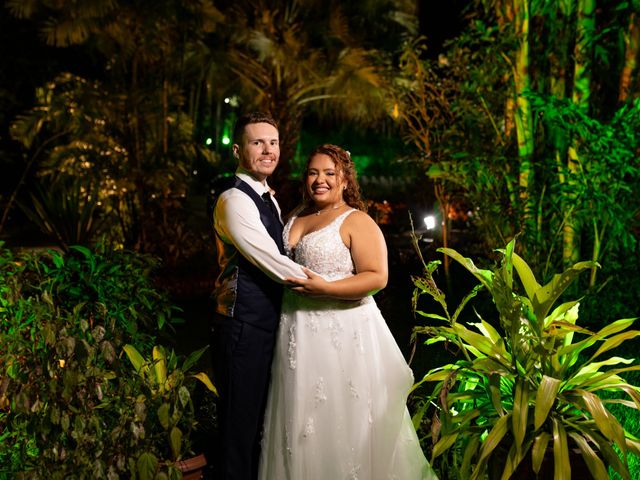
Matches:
[211,112,438,480]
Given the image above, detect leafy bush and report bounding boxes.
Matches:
[0,242,201,478]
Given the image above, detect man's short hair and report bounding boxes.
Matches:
[232,112,279,144]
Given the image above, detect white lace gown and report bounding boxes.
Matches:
[259,210,437,480]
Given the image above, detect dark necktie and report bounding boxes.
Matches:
[261,192,281,223]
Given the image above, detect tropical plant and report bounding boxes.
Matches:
[123,344,217,479]
[411,238,640,480]
[0,242,183,478]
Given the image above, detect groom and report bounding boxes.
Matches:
[211,112,307,480]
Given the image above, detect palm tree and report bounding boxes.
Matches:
[218,0,415,210]
[5,0,222,250]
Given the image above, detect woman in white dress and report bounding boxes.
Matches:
[259,144,437,480]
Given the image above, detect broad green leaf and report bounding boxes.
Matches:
[152,346,167,388]
[534,376,561,430]
[511,251,540,301]
[531,431,551,473]
[169,426,182,460]
[531,261,595,321]
[438,248,494,289]
[182,345,209,372]
[552,417,570,480]
[123,344,146,374]
[512,379,528,449]
[544,300,580,328]
[453,324,511,362]
[474,320,502,344]
[568,432,609,480]
[157,402,170,430]
[136,452,158,480]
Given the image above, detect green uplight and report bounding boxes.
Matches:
[222,136,230,145]
[205,137,213,145]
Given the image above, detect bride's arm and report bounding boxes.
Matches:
[286,211,388,300]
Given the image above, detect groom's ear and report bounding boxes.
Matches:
[232,144,240,159]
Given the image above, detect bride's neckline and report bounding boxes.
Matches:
[286,208,354,250]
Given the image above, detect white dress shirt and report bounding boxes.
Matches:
[214,170,306,282]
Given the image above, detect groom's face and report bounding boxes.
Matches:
[233,122,280,182]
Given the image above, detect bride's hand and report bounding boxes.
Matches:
[284,268,329,296]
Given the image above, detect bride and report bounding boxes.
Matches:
[259,144,437,479]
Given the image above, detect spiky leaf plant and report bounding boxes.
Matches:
[413,239,640,480]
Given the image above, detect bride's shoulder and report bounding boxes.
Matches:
[342,209,378,229]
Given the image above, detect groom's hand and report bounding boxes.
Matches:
[284,268,329,296]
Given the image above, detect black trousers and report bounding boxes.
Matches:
[211,315,276,480]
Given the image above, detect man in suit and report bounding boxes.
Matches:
[211,112,306,480]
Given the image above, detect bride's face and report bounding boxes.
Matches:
[306,153,346,207]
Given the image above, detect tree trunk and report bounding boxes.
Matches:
[513,0,535,238]
[563,0,595,267]
[619,12,640,103]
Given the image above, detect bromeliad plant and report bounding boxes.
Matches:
[412,239,640,480]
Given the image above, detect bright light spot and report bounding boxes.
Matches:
[222,136,231,145]
[424,215,436,230]
[224,97,230,104]
[193,170,198,175]
[205,137,213,145]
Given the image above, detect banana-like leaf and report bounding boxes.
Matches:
[473,320,503,344]
[531,431,551,473]
[579,390,623,447]
[474,413,511,469]
[590,330,640,362]
[574,356,635,376]
[511,251,540,301]
[552,417,570,480]
[594,317,637,338]
[438,247,494,290]
[512,379,528,449]
[575,365,640,390]
[544,300,580,329]
[431,431,459,460]
[460,435,481,478]
[568,431,610,480]
[531,261,596,322]
[501,437,533,480]
[453,324,511,362]
[534,376,561,430]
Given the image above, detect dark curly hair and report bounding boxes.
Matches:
[303,144,367,211]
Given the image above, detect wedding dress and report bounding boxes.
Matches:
[259,210,437,480]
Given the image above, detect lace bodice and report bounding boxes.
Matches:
[284,210,356,281]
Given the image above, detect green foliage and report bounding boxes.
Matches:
[0,242,196,478]
[412,239,640,480]
[122,344,216,479]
